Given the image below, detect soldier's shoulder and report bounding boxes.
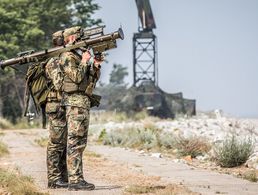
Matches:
[60,52,78,67]
[46,57,59,68]
[60,51,76,59]
[46,57,55,66]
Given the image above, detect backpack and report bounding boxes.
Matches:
[45,57,64,91]
[24,60,53,128]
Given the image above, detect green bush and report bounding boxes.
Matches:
[159,132,176,149]
[98,129,107,142]
[102,127,159,150]
[100,126,211,157]
[102,130,125,146]
[138,128,157,149]
[214,135,254,168]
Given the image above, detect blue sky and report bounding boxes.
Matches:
[93,0,258,118]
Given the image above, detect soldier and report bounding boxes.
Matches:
[57,26,102,191]
[45,31,69,188]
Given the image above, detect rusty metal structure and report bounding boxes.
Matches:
[131,0,196,118]
[96,0,196,118]
[133,0,158,86]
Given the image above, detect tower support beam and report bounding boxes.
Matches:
[133,32,157,86]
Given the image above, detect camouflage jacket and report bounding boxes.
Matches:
[59,51,100,108]
[60,51,88,84]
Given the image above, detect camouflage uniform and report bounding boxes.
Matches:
[45,26,100,187]
[45,58,68,184]
[59,50,100,184]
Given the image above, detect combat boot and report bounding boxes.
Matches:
[68,180,95,191]
[48,179,68,189]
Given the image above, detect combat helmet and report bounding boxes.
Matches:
[52,26,82,46]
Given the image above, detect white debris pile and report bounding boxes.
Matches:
[90,110,258,169]
[157,111,258,170]
[156,117,258,144]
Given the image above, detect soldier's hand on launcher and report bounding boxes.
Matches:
[94,53,105,69]
[81,51,91,64]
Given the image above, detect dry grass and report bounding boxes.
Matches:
[132,111,149,121]
[0,141,9,157]
[124,184,197,195]
[13,118,41,129]
[0,117,41,130]
[0,168,48,195]
[125,185,166,194]
[34,137,48,147]
[156,184,198,195]
[0,118,13,129]
[101,127,211,158]
[175,136,211,158]
[242,170,257,182]
[85,150,102,158]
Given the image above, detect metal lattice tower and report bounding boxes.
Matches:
[133,0,158,86]
[133,32,157,86]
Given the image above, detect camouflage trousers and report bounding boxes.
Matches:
[66,105,90,183]
[46,101,68,183]
[46,97,90,184]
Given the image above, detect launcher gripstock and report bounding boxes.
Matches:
[0,26,124,70]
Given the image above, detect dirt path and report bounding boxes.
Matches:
[0,129,194,195]
[1,129,258,195]
[0,130,122,195]
[88,146,258,195]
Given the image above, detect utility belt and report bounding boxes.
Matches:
[61,76,101,108]
[47,91,62,102]
[47,89,101,108]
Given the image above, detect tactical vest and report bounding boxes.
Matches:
[62,73,89,93]
[61,51,97,96]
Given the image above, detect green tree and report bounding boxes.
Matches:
[0,0,101,55]
[109,64,129,86]
[0,0,101,123]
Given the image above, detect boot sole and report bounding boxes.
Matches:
[68,186,95,191]
[48,184,68,189]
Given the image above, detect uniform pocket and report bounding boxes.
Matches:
[49,113,67,143]
[46,102,59,113]
[67,107,89,137]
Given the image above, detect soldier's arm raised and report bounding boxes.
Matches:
[60,53,87,84]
